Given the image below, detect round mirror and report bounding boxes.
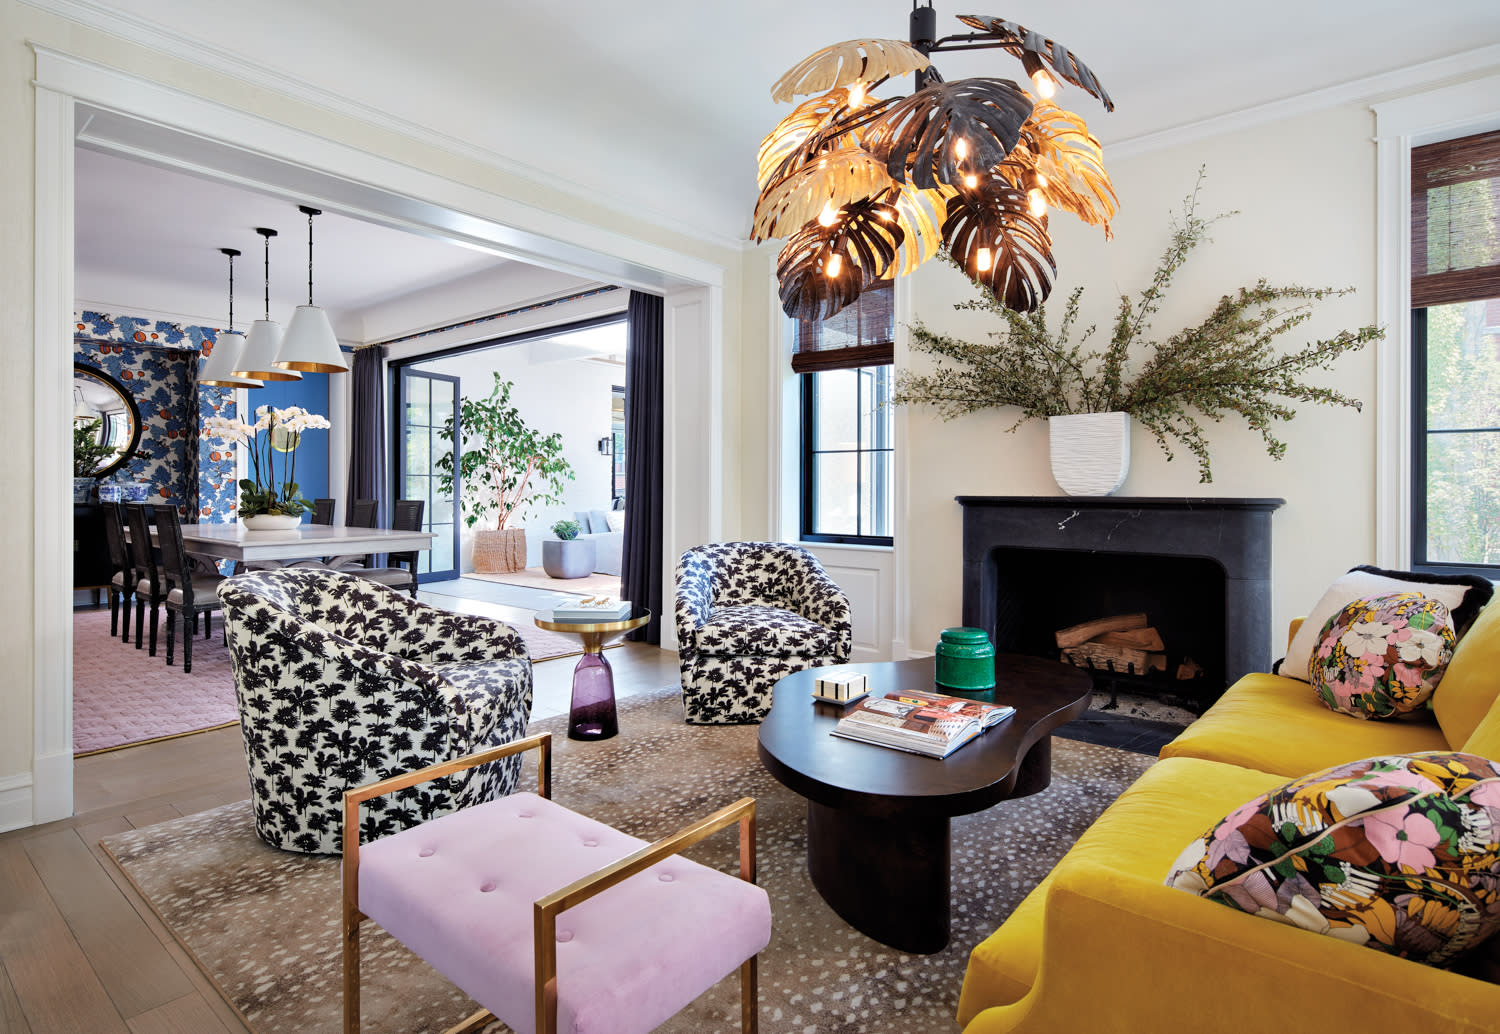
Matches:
[73,362,143,479]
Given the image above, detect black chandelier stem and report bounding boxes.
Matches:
[255,227,277,321]
[299,205,321,306]
[219,247,240,330]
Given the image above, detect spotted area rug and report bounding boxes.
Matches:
[72,605,581,755]
[101,689,1154,1033]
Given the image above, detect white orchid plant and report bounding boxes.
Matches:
[204,405,331,517]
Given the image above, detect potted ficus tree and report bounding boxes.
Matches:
[436,373,574,573]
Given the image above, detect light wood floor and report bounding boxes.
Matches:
[0,633,680,1034]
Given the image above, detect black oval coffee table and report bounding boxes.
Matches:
[757,656,1092,954]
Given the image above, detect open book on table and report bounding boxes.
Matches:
[830,688,1016,759]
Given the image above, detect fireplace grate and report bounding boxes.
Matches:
[1058,651,1210,714]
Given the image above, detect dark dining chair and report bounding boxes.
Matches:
[101,501,135,642]
[325,497,378,572]
[124,503,168,656]
[355,499,424,596]
[311,497,335,526]
[156,506,226,673]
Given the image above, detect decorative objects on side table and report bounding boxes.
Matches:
[754,7,1117,322]
[894,171,1385,490]
[204,404,329,528]
[534,604,650,741]
[436,372,573,574]
[542,518,596,579]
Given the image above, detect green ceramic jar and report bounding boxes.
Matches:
[934,627,996,693]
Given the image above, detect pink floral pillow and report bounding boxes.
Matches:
[1166,753,1500,966]
[1310,592,1455,720]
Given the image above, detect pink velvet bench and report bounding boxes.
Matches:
[341,732,772,1034]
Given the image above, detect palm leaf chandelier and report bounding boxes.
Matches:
[754,5,1117,320]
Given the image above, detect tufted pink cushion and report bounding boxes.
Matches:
[357,792,772,1034]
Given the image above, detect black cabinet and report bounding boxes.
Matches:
[74,503,111,590]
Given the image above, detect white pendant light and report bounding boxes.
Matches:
[234,227,301,382]
[274,206,349,373]
[199,247,264,389]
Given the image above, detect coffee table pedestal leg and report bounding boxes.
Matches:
[806,801,950,953]
[567,632,618,741]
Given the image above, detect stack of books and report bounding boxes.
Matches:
[831,688,1015,758]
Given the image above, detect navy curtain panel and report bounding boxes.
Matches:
[347,344,388,528]
[622,291,665,644]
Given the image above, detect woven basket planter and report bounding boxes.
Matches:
[474,527,527,573]
[1048,412,1130,496]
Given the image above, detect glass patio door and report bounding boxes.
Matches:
[398,369,459,582]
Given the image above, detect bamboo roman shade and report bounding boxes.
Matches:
[1411,129,1500,309]
[791,280,894,374]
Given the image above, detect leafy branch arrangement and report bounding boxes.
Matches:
[436,373,574,531]
[894,173,1386,482]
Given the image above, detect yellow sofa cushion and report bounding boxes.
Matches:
[1436,600,1500,750]
[956,756,1287,1028]
[1159,672,1450,777]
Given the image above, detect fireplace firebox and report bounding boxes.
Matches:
[957,497,1283,710]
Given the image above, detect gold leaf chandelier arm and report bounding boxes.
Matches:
[771,38,930,103]
[954,15,1114,111]
[1018,101,1118,232]
[751,147,897,242]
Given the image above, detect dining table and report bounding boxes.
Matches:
[157,522,434,565]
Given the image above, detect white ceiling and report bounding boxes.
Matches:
[73,147,513,336]
[57,0,1500,248]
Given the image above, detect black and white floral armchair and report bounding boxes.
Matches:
[675,542,852,724]
[217,568,534,854]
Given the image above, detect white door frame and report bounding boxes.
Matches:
[28,46,726,827]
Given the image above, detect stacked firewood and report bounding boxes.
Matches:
[1055,613,1202,680]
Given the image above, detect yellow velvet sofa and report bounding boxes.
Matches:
[957,599,1500,1033]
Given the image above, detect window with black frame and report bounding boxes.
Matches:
[1410,129,1500,576]
[796,282,894,545]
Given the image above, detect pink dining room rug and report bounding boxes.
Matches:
[72,605,585,756]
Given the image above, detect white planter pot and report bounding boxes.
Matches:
[1048,412,1130,496]
[242,513,303,533]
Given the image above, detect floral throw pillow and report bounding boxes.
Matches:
[1166,752,1500,966]
[1310,592,1455,720]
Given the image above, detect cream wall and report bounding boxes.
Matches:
[0,3,749,821]
[904,101,1381,659]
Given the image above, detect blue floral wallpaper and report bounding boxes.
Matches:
[74,311,239,522]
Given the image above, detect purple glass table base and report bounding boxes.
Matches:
[568,651,619,740]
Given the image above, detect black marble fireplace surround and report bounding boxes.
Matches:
[958,497,1284,709]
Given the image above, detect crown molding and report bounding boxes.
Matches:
[1103,42,1500,162]
[19,0,747,252]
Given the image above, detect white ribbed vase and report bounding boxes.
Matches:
[1048,412,1130,496]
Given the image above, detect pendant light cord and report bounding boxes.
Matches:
[265,233,272,320]
[306,209,315,306]
[219,247,241,331]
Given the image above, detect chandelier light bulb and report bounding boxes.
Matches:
[1031,68,1057,99]
[1029,189,1048,217]
[825,252,843,278]
[848,81,867,107]
[964,173,979,189]
[954,137,969,160]
[976,247,993,272]
[817,200,840,227]
[1035,172,1050,189]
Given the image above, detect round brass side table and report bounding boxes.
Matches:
[533,607,651,740]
